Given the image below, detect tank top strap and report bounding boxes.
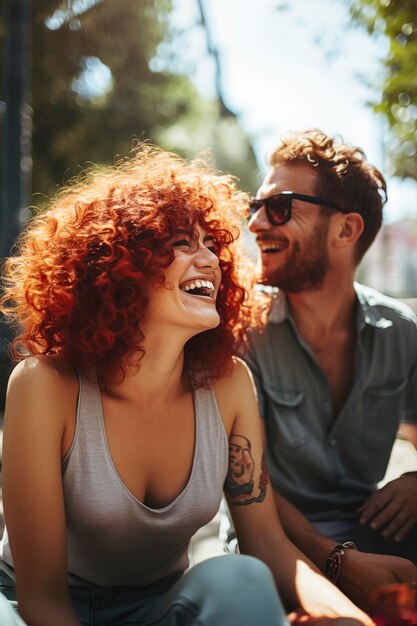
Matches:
[78,369,102,422]
[62,369,104,470]
[193,384,228,466]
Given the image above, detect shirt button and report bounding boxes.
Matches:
[329,438,337,447]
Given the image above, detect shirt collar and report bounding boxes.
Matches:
[267,282,393,331]
[354,282,393,330]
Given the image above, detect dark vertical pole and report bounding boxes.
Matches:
[196,0,234,119]
[0,0,32,409]
[1,0,32,258]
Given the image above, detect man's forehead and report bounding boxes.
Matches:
[257,163,318,197]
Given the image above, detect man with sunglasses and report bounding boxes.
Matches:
[237,129,417,608]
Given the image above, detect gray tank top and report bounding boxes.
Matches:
[0,372,229,587]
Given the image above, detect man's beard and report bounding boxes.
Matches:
[259,218,330,293]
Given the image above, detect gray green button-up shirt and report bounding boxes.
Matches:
[244,283,417,522]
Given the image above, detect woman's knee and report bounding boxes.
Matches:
[219,554,274,587]
[183,556,286,624]
[191,554,276,598]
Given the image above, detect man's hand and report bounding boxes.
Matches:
[338,549,417,611]
[358,476,417,541]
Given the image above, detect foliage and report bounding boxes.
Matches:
[347,0,417,180]
[0,0,259,405]
[8,0,258,204]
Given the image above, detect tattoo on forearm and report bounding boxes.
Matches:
[224,434,269,506]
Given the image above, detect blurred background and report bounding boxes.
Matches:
[1,0,417,407]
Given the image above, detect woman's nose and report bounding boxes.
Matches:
[195,243,219,268]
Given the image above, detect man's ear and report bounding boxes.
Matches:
[333,212,364,248]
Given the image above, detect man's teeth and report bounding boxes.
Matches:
[259,242,285,253]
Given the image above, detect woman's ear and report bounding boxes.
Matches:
[333,212,364,249]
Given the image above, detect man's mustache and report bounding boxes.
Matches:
[256,234,288,246]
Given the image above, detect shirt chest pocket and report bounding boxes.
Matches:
[363,379,408,453]
[263,386,308,447]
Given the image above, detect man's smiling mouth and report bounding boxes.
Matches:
[179,279,215,298]
[258,242,287,254]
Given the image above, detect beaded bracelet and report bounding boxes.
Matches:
[325,541,357,584]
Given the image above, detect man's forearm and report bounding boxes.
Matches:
[273,487,417,612]
[273,489,337,573]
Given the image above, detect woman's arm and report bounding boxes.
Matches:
[2,357,81,626]
[216,358,373,624]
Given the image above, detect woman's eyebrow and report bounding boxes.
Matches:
[168,229,191,240]
[173,228,189,235]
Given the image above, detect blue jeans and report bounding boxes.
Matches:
[0,592,26,626]
[0,555,288,625]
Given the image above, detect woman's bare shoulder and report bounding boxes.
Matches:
[213,356,254,393]
[212,357,258,433]
[6,355,78,431]
[9,354,76,391]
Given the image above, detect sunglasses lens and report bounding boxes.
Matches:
[266,195,290,224]
[248,194,291,225]
[249,201,261,217]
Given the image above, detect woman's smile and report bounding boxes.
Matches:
[179,278,216,299]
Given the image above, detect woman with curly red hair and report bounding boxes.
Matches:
[0,146,372,626]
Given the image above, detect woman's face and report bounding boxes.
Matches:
[144,224,222,336]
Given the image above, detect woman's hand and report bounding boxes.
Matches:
[290,560,375,625]
[288,611,370,625]
[339,549,417,611]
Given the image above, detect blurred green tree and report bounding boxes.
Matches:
[347,0,417,180]
[21,0,259,202]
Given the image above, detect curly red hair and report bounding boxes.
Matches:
[1,145,252,388]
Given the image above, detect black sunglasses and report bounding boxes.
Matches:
[249,191,348,226]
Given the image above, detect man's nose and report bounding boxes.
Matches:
[248,206,271,232]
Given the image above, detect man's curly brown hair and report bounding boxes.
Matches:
[269,128,387,261]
